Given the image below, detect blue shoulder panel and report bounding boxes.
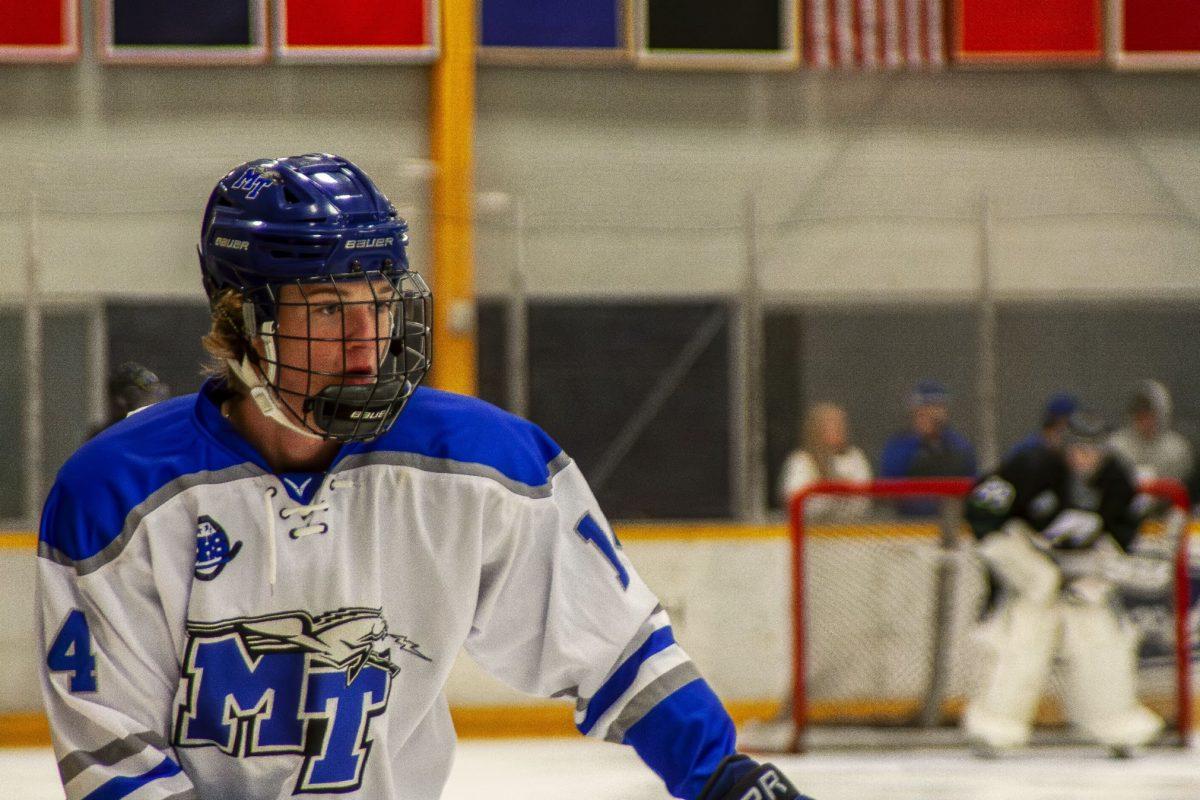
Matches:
[365,387,565,489]
[40,391,255,563]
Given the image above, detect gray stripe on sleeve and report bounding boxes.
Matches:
[576,605,668,715]
[162,790,198,800]
[39,464,265,576]
[547,451,573,479]
[334,451,573,500]
[57,730,170,785]
[603,661,703,744]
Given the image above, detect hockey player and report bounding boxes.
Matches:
[961,411,1164,755]
[36,155,811,800]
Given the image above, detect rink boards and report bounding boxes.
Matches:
[2,523,1198,742]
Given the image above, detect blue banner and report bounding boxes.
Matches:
[481,0,621,49]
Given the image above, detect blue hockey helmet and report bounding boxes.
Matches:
[200,153,410,317]
[198,154,431,443]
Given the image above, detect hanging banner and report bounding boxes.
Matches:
[275,0,439,63]
[636,0,799,70]
[479,0,629,65]
[805,0,944,69]
[954,0,1101,63]
[99,0,267,64]
[0,0,78,62]
[1115,0,1200,68]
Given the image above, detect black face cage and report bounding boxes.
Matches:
[241,270,432,442]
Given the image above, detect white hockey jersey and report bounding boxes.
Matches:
[37,382,737,800]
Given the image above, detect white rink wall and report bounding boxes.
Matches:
[0,549,39,714]
[6,528,1194,721]
[0,534,797,715]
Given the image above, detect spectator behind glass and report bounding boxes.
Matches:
[778,402,872,520]
[879,379,977,516]
[1006,391,1078,460]
[1109,379,1193,484]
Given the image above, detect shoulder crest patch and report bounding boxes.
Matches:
[194,515,242,581]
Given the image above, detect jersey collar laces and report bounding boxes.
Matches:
[261,478,352,592]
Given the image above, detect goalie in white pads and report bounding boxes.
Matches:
[962,411,1165,755]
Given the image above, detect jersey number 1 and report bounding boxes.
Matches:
[575,514,629,589]
[47,610,97,692]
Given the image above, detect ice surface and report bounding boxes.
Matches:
[5,739,1200,800]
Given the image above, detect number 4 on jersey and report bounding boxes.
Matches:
[575,514,629,589]
[47,610,97,692]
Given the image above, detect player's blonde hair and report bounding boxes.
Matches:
[201,288,251,393]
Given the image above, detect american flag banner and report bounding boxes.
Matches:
[805,0,945,68]
[0,0,78,62]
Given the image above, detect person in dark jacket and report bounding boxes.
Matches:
[879,379,976,515]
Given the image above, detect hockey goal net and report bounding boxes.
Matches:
[745,478,1194,752]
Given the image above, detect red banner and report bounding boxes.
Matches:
[276,0,438,62]
[1118,0,1200,67]
[954,0,1101,63]
[0,0,78,61]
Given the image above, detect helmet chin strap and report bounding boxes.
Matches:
[226,321,324,441]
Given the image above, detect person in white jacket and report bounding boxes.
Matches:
[1109,379,1193,485]
[778,402,872,519]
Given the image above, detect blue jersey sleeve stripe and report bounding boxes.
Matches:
[578,626,676,735]
[81,756,183,800]
[622,678,737,800]
[604,660,702,744]
[57,731,171,785]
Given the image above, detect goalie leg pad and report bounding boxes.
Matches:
[963,599,1061,748]
[978,526,1060,604]
[1059,599,1165,747]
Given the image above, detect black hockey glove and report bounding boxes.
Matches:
[696,754,813,800]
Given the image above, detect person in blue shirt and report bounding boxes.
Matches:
[1005,392,1078,461]
[879,379,977,515]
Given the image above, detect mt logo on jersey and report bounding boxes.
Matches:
[174,608,431,794]
[193,515,241,581]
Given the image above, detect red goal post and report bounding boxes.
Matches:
[781,477,1193,753]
